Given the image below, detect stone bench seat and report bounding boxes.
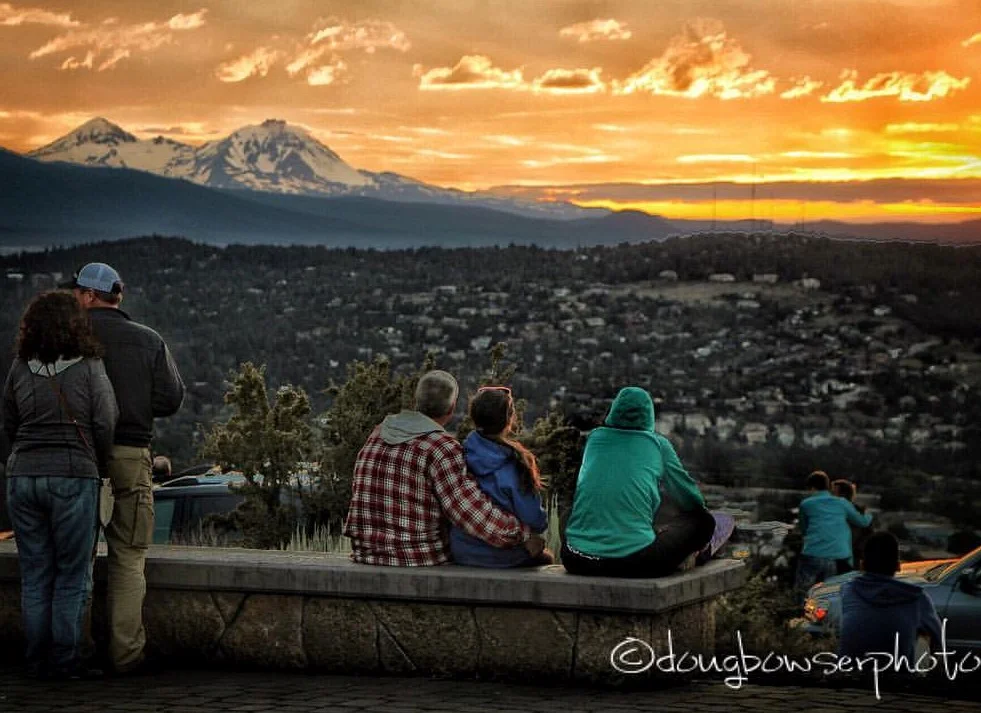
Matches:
[0,542,746,681]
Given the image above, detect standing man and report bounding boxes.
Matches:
[795,470,872,603]
[63,263,184,674]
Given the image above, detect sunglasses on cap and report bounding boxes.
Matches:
[476,385,512,396]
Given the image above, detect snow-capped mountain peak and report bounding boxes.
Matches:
[29,117,137,159]
[28,117,194,173]
[189,118,372,193]
[22,117,599,219]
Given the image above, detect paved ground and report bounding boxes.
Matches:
[1,667,978,713]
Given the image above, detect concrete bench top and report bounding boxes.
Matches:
[0,542,745,614]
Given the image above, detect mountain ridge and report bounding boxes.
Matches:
[0,148,676,249]
[23,117,598,220]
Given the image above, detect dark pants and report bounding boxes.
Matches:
[562,506,716,578]
[794,554,838,603]
[6,476,99,676]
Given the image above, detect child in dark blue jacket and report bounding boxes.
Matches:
[839,531,943,661]
[450,387,553,567]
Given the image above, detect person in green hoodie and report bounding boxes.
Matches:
[561,387,715,578]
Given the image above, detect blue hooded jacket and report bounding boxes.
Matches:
[839,572,944,660]
[449,431,548,567]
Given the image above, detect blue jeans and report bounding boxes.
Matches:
[6,476,99,674]
[795,553,838,603]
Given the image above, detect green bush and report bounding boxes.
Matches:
[201,362,314,548]
[199,349,587,551]
[308,353,437,532]
[715,569,830,657]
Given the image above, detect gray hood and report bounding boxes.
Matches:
[380,410,445,445]
[27,357,84,377]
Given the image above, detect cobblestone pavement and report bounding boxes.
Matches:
[1,667,979,713]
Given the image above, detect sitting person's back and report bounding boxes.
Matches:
[343,370,535,566]
[839,531,943,661]
[450,387,551,567]
[561,387,714,578]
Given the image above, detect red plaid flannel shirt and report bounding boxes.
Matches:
[343,424,528,566]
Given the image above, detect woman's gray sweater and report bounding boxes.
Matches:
[2,357,118,479]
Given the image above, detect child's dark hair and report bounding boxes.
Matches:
[862,531,900,576]
[469,387,541,493]
[807,470,830,491]
[832,479,856,501]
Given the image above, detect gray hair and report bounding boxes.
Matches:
[415,370,459,419]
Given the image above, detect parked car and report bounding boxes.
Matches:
[152,474,247,545]
[803,546,981,652]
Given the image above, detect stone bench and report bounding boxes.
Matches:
[0,542,745,682]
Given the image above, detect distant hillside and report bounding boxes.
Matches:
[0,149,676,249]
[672,218,981,245]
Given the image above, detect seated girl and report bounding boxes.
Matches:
[450,386,553,567]
[561,386,715,578]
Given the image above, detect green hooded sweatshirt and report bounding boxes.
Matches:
[564,387,706,558]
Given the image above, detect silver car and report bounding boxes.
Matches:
[803,545,981,652]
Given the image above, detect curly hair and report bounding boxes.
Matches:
[16,291,102,362]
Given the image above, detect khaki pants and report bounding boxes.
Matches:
[105,445,154,672]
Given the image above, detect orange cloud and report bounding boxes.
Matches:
[215,47,281,83]
[780,151,856,159]
[780,77,823,99]
[60,51,94,70]
[594,123,627,132]
[415,55,524,90]
[532,68,606,94]
[286,46,328,77]
[676,154,755,163]
[167,10,208,31]
[307,57,347,86]
[280,17,408,85]
[822,69,970,102]
[308,17,410,53]
[962,32,981,47]
[522,154,619,169]
[0,2,78,27]
[614,20,775,99]
[28,9,208,71]
[558,18,631,42]
[885,122,960,133]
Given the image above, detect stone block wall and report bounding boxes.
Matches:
[0,545,742,683]
[0,582,716,683]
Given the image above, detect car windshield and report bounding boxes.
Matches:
[922,561,957,582]
[924,547,981,583]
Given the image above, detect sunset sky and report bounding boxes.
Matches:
[2,0,980,222]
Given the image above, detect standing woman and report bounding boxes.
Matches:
[2,291,117,679]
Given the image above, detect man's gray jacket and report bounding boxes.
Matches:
[88,307,184,448]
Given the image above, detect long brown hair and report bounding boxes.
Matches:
[16,291,102,363]
[469,387,542,493]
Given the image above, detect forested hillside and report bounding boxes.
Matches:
[2,232,979,522]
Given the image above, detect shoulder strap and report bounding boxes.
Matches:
[45,370,95,459]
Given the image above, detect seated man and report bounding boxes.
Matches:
[795,470,873,602]
[343,370,542,566]
[839,531,943,661]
